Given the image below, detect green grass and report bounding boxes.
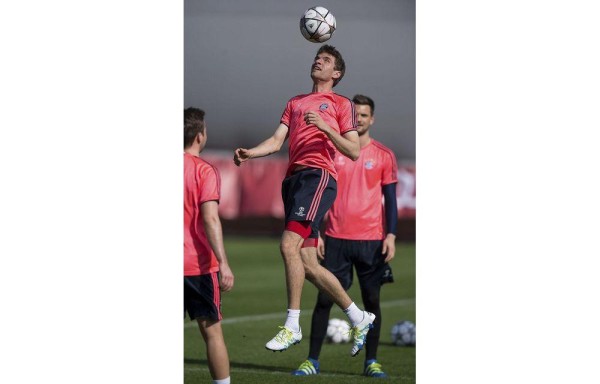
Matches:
[184,237,416,383]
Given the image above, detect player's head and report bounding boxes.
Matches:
[184,107,208,151]
[312,45,346,87]
[352,94,375,136]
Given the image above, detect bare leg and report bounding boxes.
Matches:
[198,318,230,380]
[300,246,352,309]
[264,230,307,351]
[280,230,306,310]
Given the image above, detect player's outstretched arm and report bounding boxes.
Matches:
[233,124,289,166]
[304,111,359,160]
[201,200,234,291]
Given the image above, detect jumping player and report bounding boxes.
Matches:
[184,107,235,384]
[233,45,376,357]
[291,94,399,378]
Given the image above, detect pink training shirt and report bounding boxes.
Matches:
[280,91,357,180]
[325,139,398,240]
[184,153,221,276]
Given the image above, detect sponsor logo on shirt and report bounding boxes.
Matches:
[319,103,328,111]
[295,207,306,217]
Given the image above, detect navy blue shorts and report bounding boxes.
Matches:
[184,273,222,321]
[281,168,337,238]
[322,236,394,289]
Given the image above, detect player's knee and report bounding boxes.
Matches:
[280,221,312,257]
[279,240,298,259]
[198,319,223,339]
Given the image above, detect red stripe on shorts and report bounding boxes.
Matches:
[307,171,328,220]
[212,272,222,320]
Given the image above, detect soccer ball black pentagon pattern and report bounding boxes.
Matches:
[300,6,336,43]
[391,320,416,346]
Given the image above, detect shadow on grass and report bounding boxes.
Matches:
[185,357,369,377]
[378,341,416,348]
[184,358,290,373]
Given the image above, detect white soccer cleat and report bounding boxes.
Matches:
[265,326,302,352]
[350,311,376,357]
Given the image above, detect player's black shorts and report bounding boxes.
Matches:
[281,167,337,238]
[322,236,393,290]
[184,273,222,321]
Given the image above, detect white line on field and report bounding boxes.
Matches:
[184,298,414,329]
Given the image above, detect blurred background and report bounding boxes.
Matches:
[184,0,415,240]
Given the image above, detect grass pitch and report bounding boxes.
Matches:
[184,237,416,383]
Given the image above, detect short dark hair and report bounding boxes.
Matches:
[184,107,205,148]
[317,44,346,87]
[352,94,375,115]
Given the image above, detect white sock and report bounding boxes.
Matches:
[343,302,364,326]
[213,377,230,384]
[284,309,301,332]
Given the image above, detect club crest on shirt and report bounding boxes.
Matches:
[364,159,375,170]
[319,103,328,111]
[336,155,346,166]
[295,207,306,217]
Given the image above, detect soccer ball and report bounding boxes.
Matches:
[300,6,336,43]
[326,318,351,344]
[391,320,416,346]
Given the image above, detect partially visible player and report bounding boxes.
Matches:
[184,107,235,384]
[233,45,376,358]
[292,94,398,378]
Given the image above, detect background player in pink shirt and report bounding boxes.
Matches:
[184,108,234,384]
[292,95,399,378]
[233,45,376,357]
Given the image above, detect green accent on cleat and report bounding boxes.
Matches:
[364,360,388,378]
[350,312,376,357]
[265,326,302,351]
[291,359,320,375]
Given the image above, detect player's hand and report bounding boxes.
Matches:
[233,148,251,166]
[304,111,329,133]
[382,233,396,263]
[219,262,234,292]
[316,235,325,260]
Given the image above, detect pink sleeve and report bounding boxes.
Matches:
[381,149,398,186]
[198,165,221,204]
[338,98,357,135]
[280,99,292,127]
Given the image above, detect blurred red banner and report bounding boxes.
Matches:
[202,151,415,219]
